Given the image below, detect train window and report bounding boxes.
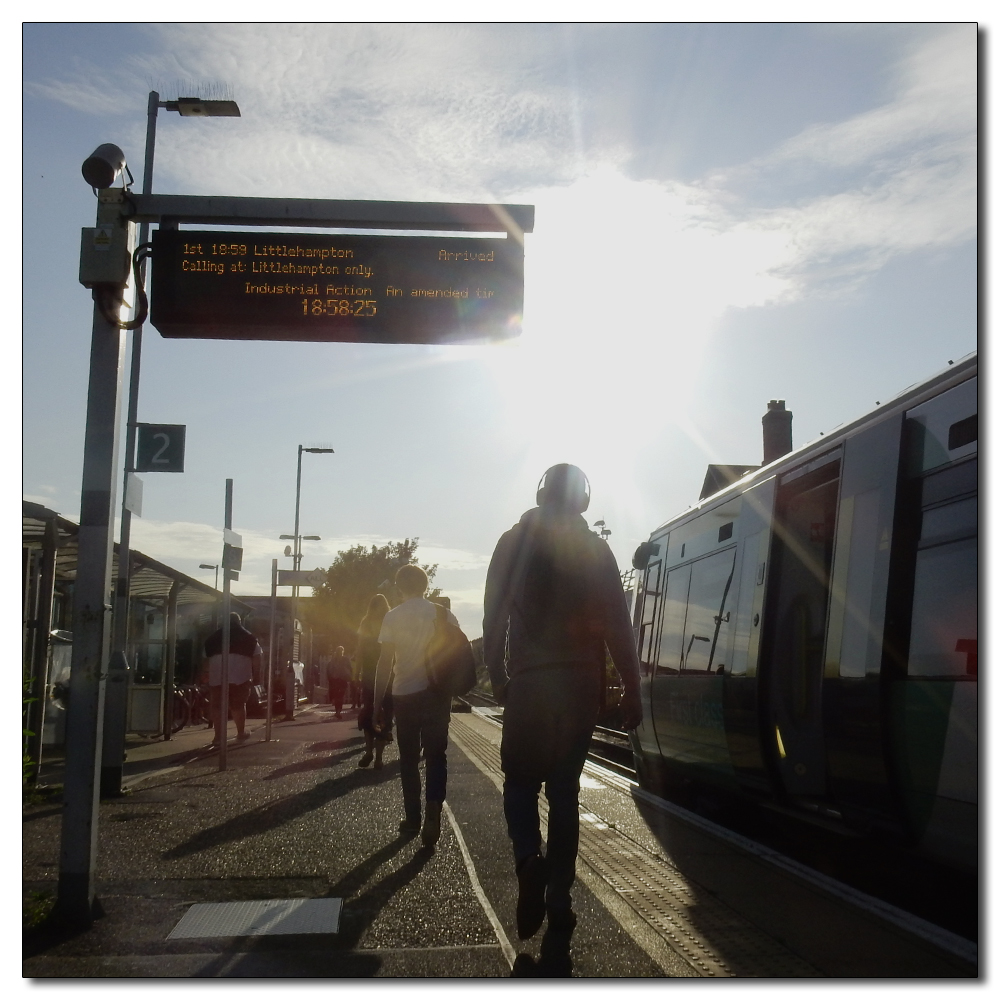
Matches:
[680,548,737,673]
[948,414,977,451]
[908,496,978,679]
[906,376,977,475]
[655,564,691,674]
[730,531,764,676]
[718,522,733,542]
[837,488,880,678]
[638,560,663,676]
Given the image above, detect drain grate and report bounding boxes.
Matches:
[451,717,819,978]
[167,898,343,938]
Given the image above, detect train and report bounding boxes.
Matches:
[628,353,978,873]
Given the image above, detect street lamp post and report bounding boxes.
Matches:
[289,446,333,665]
[199,563,220,591]
[102,90,240,796]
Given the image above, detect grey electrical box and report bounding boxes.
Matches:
[79,224,132,288]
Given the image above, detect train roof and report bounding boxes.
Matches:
[646,351,978,540]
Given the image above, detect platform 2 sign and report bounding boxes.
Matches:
[149,229,523,344]
[135,423,186,473]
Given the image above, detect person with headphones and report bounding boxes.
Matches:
[483,464,643,946]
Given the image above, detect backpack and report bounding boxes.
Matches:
[425,603,478,697]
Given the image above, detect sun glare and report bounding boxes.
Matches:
[474,168,793,519]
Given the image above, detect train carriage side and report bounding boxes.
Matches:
[629,357,977,872]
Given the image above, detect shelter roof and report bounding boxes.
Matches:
[23,500,251,613]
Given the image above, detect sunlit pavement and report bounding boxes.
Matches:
[22,703,666,978]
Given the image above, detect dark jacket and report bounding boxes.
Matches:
[204,622,259,659]
[482,506,640,694]
[329,654,353,682]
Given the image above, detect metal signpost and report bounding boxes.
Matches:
[55,188,131,926]
[60,151,532,925]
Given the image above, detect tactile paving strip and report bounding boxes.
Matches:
[167,898,343,938]
[451,716,819,978]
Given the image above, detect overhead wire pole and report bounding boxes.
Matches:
[102,90,159,797]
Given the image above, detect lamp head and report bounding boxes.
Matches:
[172,98,241,117]
[81,143,127,189]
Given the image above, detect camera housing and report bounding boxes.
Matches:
[81,143,127,189]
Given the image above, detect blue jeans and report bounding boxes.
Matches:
[500,664,600,913]
[393,687,451,823]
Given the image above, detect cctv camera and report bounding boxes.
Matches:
[81,143,127,189]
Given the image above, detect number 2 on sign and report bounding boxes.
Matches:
[151,433,170,464]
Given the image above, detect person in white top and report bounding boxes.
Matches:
[373,563,459,848]
[202,612,262,748]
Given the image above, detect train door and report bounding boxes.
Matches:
[887,375,977,869]
[759,450,841,799]
[723,477,775,792]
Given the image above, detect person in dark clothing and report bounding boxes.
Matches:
[483,464,643,942]
[202,612,263,748]
[327,646,353,719]
[356,594,392,768]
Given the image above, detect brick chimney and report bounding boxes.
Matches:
[762,400,793,465]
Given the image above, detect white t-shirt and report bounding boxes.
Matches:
[207,651,258,686]
[378,597,460,696]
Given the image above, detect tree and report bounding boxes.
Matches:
[306,538,439,654]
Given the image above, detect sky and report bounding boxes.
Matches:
[21,19,979,639]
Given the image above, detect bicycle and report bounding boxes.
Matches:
[170,683,211,733]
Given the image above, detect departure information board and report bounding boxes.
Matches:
[150,229,523,344]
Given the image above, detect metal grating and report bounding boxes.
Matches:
[167,898,343,938]
[451,716,819,978]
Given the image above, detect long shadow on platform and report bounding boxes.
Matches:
[264,740,366,781]
[161,763,400,860]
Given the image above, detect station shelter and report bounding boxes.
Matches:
[22,500,252,762]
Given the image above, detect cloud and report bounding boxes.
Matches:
[698,25,976,289]
[132,23,585,202]
[24,77,138,117]
[124,517,488,586]
[23,486,58,506]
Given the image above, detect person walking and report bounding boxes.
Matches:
[355,594,392,769]
[203,612,263,748]
[327,645,352,719]
[483,464,643,941]
[373,564,459,848]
